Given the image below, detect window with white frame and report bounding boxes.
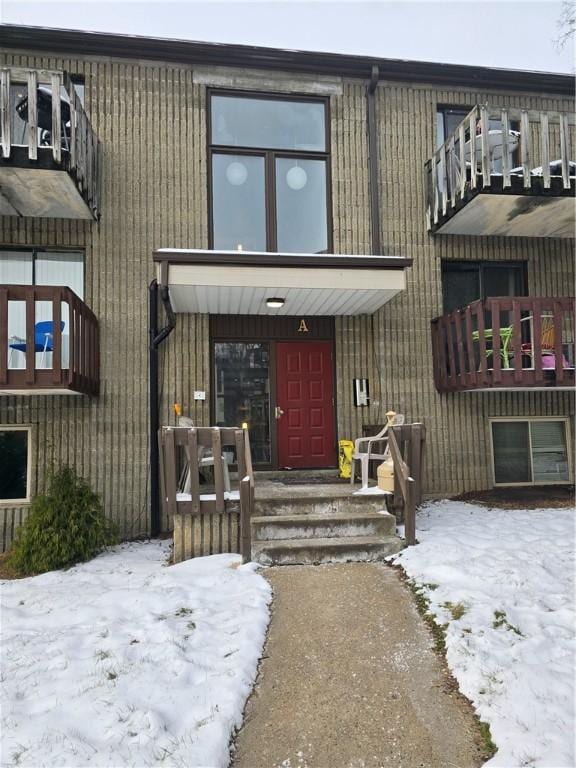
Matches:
[491,419,570,485]
[0,426,31,502]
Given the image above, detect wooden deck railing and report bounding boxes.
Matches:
[431,296,575,393]
[159,426,254,562]
[387,423,426,546]
[0,67,100,218]
[426,105,575,229]
[0,285,99,395]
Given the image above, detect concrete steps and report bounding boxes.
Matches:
[251,476,404,566]
[252,534,403,566]
[253,493,391,517]
[252,510,396,541]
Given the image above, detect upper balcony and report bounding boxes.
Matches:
[426,105,575,238]
[431,296,575,393]
[0,67,100,220]
[0,285,99,396]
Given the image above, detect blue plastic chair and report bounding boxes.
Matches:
[9,320,65,368]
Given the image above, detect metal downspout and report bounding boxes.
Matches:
[367,64,382,255]
[149,277,176,537]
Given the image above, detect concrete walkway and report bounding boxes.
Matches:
[232,563,487,768]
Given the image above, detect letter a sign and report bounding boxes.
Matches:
[298,319,309,333]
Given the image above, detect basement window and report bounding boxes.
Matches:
[490,419,570,486]
[0,427,31,503]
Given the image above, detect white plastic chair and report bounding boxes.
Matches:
[178,416,231,493]
[350,411,405,489]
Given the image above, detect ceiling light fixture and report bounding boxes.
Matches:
[266,297,285,308]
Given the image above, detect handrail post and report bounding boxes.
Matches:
[240,476,252,562]
[26,70,38,161]
[0,287,7,385]
[25,287,35,385]
[0,69,11,158]
[52,288,62,385]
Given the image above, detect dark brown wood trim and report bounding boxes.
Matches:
[3,25,573,95]
[210,314,335,340]
[154,249,411,270]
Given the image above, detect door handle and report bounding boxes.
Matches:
[275,406,285,420]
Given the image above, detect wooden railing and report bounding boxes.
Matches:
[431,296,575,393]
[387,423,426,546]
[159,426,254,562]
[426,105,575,229]
[0,285,99,396]
[0,67,100,218]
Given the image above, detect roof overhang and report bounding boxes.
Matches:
[2,25,574,95]
[153,249,412,316]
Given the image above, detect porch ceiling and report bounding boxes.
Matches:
[154,249,411,316]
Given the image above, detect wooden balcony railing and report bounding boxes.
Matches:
[425,105,575,233]
[431,297,575,393]
[0,67,100,218]
[0,285,99,396]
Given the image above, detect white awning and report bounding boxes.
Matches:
[154,250,410,316]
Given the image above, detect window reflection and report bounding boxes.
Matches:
[214,342,271,464]
[212,95,325,151]
[275,158,328,253]
[212,154,266,251]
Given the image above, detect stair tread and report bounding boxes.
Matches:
[255,493,383,503]
[252,535,400,551]
[252,511,394,525]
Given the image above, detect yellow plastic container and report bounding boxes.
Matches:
[338,439,354,479]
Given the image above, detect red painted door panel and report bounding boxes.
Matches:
[276,341,336,469]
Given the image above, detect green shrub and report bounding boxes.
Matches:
[7,466,116,576]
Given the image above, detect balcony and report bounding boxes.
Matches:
[0,286,99,396]
[0,68,100,219]
[426,105,575,237]
[431,296,575,393]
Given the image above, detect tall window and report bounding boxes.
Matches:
[442,260,526,314]
[209,92,330,254]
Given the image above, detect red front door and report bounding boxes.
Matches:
[276,341,336,469]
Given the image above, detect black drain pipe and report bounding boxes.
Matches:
[367,64,382,255]
[149,278,176,537]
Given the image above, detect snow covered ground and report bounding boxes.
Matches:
[0,541,271,768]
[389,500,576,768]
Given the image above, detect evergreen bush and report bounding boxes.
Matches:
[7,466,116,576]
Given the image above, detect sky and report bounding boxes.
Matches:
[0,0,574,74]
